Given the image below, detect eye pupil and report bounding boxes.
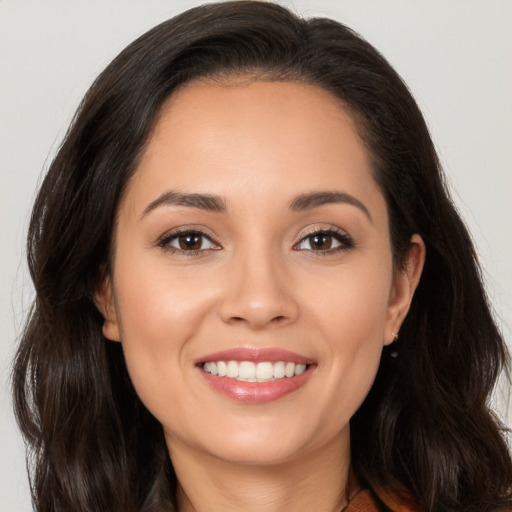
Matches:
[179,233,202,251]
[311,234,331,250]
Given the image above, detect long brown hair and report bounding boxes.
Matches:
[13,2,512,511]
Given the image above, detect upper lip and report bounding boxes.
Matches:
[195,347,315,365]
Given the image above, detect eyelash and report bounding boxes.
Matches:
[157,227,354,255]
[157,228,220,255]
[293,227,354,255]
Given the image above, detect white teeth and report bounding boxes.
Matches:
[226,361,238,378]
[273,361,286,379]
[284,362,295,378]
[256,362,274,380]
[295,363,306,375]
[238,361,256,379]
[202,360,309,381]
[217,361,227,377]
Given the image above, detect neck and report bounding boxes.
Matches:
[169,431,355,512]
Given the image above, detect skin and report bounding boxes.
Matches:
[97,79,425,512]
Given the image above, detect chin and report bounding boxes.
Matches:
[169,414,350,468]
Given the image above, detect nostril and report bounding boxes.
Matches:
[227,314,288,327]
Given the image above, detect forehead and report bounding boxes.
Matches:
[124,79,383,218]
[152,78,364,155]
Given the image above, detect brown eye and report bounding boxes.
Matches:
[295,229,352,253]
[309,233,333,250]
[161,230,219,253]
[178,233,203,251]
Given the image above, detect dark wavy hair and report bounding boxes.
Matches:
[12,2,512,511]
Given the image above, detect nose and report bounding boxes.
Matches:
[217,248,299,330]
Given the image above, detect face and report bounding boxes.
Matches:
[98,79,423,467]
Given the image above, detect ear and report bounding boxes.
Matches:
[94,274,121,342]
[384,234,425,345]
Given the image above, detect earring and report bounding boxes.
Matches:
[389,332,399,358]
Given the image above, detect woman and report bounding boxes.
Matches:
[12,1,512,511]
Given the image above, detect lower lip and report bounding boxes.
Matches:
[199,366,315,404]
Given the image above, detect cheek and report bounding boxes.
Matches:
[302,255,392,414]
[114,246,219,338]
[307,254,392,345]
[111,254,217,411]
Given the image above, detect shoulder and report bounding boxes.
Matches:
[343,487,418,512]
[343,489,382,511]
[373,485,419,512]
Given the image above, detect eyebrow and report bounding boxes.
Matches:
[289,191,372,222]
[141,189,371,222]
[141,190,226,218]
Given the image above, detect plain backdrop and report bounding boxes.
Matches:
[1,1,511,510]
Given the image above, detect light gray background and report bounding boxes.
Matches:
[1,1,511,510]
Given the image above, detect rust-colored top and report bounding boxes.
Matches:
[343,488,420,512]
[344,488,512,512]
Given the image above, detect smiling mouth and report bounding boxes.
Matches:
[201,360,309,383]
